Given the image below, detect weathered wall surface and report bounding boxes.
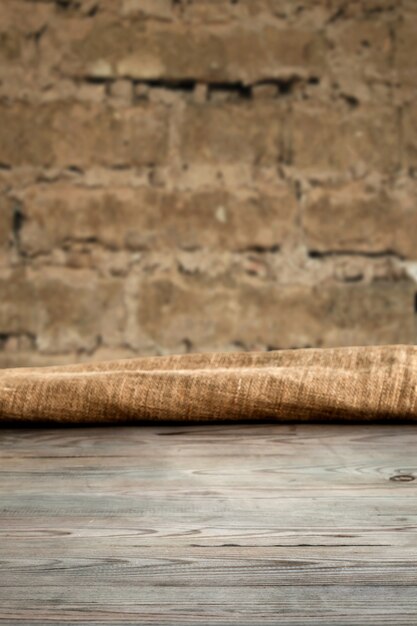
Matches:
[0,0,416,367]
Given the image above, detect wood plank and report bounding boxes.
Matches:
[1,424,417,624]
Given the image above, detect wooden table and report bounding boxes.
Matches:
[0,424,416,625]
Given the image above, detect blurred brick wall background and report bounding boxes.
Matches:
[0,0,416,367]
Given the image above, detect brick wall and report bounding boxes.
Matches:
[1,0,416,367]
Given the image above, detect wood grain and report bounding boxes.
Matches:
[1,424,417,625]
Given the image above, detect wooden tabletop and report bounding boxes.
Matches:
[0,423,416,625]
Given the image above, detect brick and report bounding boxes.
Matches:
[0,26,24,65]
[0,268,125,354]
[0,193,13,269]
[121,0,173,20]
[135,274,416,351]
[180,0,241,23]
[108,79,134,104]
[0,1,51,61]
[133,0,395,26]
[17,184,297,255]
[58,18,326,83]
[402,0,417,10]
[182,0,328,25]
[291,103,399,173]
[0,1,54,92]
[303,180,417,259]
[0,346,138,370]
[394,17,417,95]
[242,0,394,20]
[0,195,12,251]
[330,19,392,72]
[403,104,417,170]
[0,102,168,168]
[315,280,416,346]
[326,19,393,102]
[182,101,289,165]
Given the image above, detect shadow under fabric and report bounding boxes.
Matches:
[0,345,416,424]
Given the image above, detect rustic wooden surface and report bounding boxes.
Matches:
[0,424,417,625]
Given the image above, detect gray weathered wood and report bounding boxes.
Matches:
[1,424,417,625]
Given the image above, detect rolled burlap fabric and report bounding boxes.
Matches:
[0,345,416,424]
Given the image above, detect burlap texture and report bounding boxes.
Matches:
[0,345,416,424]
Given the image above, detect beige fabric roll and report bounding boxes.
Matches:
[0,345,416,424]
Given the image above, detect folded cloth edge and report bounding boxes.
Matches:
[1,345,416,424]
